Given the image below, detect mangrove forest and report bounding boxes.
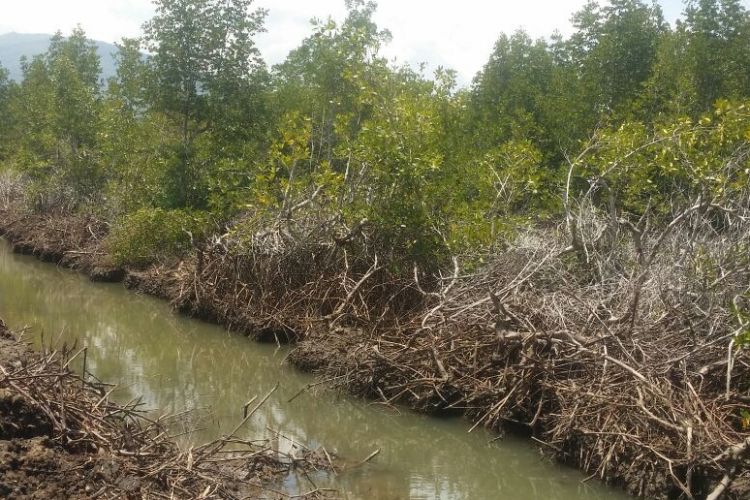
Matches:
[1,0,749,498]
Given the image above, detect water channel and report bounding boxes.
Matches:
[0,239,628,499]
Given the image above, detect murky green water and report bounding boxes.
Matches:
[0,239,628,499]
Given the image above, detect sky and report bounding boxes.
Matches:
[0,0,743,83]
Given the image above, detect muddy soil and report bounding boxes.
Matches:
[2,207,749,500]
[0,210,122,282]
[0,320,317,499]
[0,325,143,498]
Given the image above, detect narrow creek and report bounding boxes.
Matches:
[0,239,629,499]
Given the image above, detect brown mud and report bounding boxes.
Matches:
[1,207,749,499]
[0,319,330,499]
[0,211,123,282]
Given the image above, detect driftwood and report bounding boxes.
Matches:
[283,190,750,498]
[0,330,333,499]
[2,156,749,498]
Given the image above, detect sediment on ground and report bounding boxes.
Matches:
[0,319,330,499]
[1,202,749,499]
[0,208,123,282]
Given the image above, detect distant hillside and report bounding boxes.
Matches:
[0,32,118,82]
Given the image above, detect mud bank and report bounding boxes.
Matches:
[1,207,749,499]
[0,210,294,339]
[0,211,123,282]
[0,319,321,499]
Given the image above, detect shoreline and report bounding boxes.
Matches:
[0,319,323,499]
[1,207,748,499]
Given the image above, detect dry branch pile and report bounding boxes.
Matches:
[0,171,24,212]
[2,175,749,498]
[169,214,427,342]
[0,206,123,282]
[288,196,750,499]
[0,323,330,499]
[156,190,750,497]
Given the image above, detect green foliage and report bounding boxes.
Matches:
[572,0,666,115]
[577,101,750,216]
[349,69,447,263]
[107,38,149,112]
[272,0,391,174]
[5,28,105,209]
[740,409,750,431]
[4,0,750,271]
[734,292,750,348]
[683,0,750,113]
[143,0,268,209]
[481,140,557,215]
[99,104,178,214]
[469,31,554,152]
[736,328,750,349]
[107,208,210,266]
[640,28,695,117]
[0,64,16,161]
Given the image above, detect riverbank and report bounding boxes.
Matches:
[1,206,749,499]
[0,318,328,499]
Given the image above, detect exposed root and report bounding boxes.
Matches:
[0,322,333,499]
[290,200,750,499]
[2,190,750,498]
[168,215,427,342]
[0,207,121,282]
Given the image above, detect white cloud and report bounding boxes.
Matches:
[0,0,151,40]
[2,0,747,83]
[252,0,597,84]
[375,0,589,83]
[251,0,590,82]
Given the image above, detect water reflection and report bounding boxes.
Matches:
[0,240,627,499]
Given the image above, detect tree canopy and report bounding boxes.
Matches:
[1,0,750,262]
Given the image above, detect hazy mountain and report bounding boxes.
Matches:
[0,32,118,82]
